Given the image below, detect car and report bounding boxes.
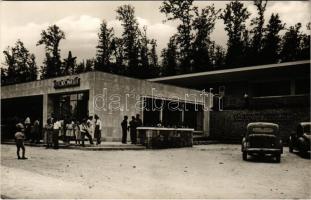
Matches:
[242,122,283,162]
[289,122,311,154]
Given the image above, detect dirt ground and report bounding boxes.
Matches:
[1,144,310,199]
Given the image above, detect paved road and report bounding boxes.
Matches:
[1,144,310,199]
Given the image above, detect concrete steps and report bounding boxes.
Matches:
[1,140,146,151]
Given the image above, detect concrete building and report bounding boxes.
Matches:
[149,60,310,141]
[1,71,211,141]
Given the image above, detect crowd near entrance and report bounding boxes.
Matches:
[1,95,43,140]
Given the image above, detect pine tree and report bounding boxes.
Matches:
[280,23,302,62]
[116,5,141,77]
[37,24,65,78]
[161,35,178,76]
[62,51,77,75]
[2,40,37,84]
[248,0,267,65]
[95,20,115,72]
[220,0,250,67]
[192,5,220,72]
[160,0,195,73]
[261,14,285,64]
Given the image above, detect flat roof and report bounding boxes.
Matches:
[148,60,310,88]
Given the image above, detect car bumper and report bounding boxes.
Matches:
[245,148,282,154]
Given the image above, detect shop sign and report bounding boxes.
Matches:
[54,77,80,89]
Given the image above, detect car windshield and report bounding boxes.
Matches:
[252,127,275,134]
[303,125,311,135]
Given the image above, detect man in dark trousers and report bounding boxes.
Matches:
[121,116,128,144]
[135,114,143,144]
[129,116,137,144]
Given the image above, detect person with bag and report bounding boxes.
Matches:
[80,119,93,147]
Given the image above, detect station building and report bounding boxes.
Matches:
[149,60,310,142]
[1,71,211,141]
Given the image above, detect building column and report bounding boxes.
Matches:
[290,80,295,95]
[42,94,48,125]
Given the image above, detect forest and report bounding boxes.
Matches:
[1,0,310,85]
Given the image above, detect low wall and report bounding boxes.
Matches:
[210,107,310,142]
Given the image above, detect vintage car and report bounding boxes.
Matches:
[289,122,311,153]
[242,122,283,162]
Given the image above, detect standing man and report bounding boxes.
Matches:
[136,114,143,144]
[24,117,31,141]
[129,116,137,144]
[15,122,27,159]
[121,116,128,144]
[52,118,60,149]
[94,114,102,145]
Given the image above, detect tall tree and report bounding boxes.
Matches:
[2,40,37,84]
[116,5,141,77]
[161,35,178,76]
[261,14,285,64]
[220,0,250,67]
[298,22,310,60]
[149,39,158,69]
[280,23,302,62]
[160,0,195,73]
[62,51,77,75]
[37,24,65,78]
[95,20,115,72]
[139,26,150,77]
[248,0,267,65]
[192,5,220,72]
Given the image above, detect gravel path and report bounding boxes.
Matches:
[1,144,310,199]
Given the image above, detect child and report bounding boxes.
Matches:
[15,123,27,159]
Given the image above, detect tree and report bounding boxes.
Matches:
[280,23,302,62]
[62,51,77,75]
[161,35,178,76]
[37,24,65,78]
[192,5,220,72]
[248,0,267,65]
[220,0,250,67]
[261,14,285,64]
[116,5,141,77]
[95,20,115,72]
[160,0,195,73]
[139,26,150,77]
[149,39,159,69]
[2,40,37,85]
[211,45,226,68]
[298,22,310,60]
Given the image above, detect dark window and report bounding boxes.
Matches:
[252,81,290,97]
[295,79,310,94]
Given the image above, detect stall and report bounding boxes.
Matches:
[137,127,194,149]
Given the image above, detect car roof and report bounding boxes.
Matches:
[299,122,311,126]
[247,122,279,129]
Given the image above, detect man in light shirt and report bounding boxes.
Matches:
[52,118,61,149]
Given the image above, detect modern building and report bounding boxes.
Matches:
[1,71,211,141]
[149,60,310,141]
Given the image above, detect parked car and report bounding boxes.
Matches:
[242,122,283,162]
[289,122,311,153]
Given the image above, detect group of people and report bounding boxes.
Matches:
[44,114,102,149]
[13,113,144,159]
[121,114,142,144]
[23,117,41,143]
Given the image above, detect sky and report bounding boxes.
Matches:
[1,1,310,68]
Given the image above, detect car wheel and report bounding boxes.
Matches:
[289,137,293,153]
[275,154,281,163]
[242,152,247,161]
[289,146,293,153]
